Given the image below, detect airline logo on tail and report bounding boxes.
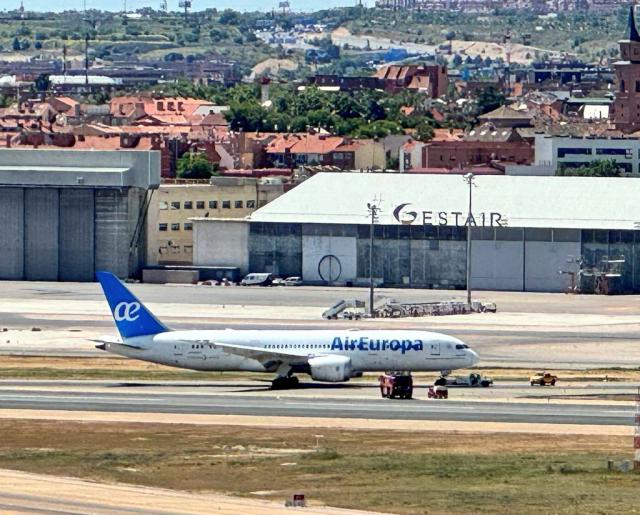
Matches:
[114,302,141,322]
[96,271,169,339]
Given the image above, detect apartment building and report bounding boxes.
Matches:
[146,177,285,266]
[532,134,640,174]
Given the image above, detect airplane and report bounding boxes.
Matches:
[95,271,480,389]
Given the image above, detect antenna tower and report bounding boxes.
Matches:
[179,0,192,17]
[160,0,168,11]
[279,1,290,15]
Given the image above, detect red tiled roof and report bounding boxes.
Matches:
[52,96,79,108]
[408,75,431,90]
[266,134,303,154]
[334,141,363,152]
[110,96,214,119]
[430,108,445,122]
[432,128,464,141]
[290,135,344,155]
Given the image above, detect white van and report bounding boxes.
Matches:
[240,273,274,286]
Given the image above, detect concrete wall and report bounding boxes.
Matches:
[302,235,357,283]
[193,219,249,273]
[354,141,386,170]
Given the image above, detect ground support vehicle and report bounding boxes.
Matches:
[529,371,557,386]
[322,299,366,319]
[442,373,493,387]
[240,273,274,286]
[379,372,413,399]
[428,385,448,399]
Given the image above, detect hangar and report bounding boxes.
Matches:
[193,172,640,293]
[0,149,160,281]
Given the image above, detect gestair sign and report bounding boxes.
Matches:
[392,203,507,227]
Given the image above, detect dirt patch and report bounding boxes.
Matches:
[250,59,298,79]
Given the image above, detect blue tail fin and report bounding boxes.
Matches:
[96,271,169,339]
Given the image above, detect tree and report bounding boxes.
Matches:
[452,54,463,67]
[219,9,240,25]
[415,122,434,142]
[476,86,505,115]
[12,37,20,51]
[176,152,215,179]
[556,159,621,177]
[34,74,50,92]
[164,52,184,62]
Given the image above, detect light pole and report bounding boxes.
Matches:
[463,173,475,306]
[367,201,380,318]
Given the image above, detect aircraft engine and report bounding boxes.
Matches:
[308,355,353,382]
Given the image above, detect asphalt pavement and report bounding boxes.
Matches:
[0,383,634,426]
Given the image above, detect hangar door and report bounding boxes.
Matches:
[302,235,357,284]
[24,189,60,280]
[59,189,95,282]
[524,229,580,292]
[0,188,24,279]
[0,188,96,282]
[470,228,524,291]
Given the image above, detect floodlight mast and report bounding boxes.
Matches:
[367,200,381,318]
[463,173,475,306]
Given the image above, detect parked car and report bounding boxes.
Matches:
[529,371,557,386]
[240,273,274,286]
[271,277,285,286]
[283,276,303,286]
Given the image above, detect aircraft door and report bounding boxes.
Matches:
[429,342,440,356]
[173,343,185,365]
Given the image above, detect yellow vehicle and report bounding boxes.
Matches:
[529,371,557,386]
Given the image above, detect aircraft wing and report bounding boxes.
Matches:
[178,339,323,363]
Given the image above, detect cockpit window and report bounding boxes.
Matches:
[456,344,465,349]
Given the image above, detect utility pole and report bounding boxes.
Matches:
[463,173,475,306]
[84,34,89,86]
[367,200,381,318]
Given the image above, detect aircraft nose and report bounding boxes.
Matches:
[468,349,480,366]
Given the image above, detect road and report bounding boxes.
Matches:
[0,382,634,426]
[0,469,375,515]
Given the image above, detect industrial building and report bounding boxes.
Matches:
[192,172,640,293]
[0,149,160,281]
[147,177,285,266]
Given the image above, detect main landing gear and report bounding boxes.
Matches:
[271,376,300,390]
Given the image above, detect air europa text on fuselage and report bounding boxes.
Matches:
[331,336,424,354]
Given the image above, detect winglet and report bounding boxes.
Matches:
[96,271,169,339]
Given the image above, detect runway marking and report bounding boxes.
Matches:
[0,395,168,403]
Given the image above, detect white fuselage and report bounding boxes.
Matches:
[102,329,479,375]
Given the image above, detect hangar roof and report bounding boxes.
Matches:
[0,149,161,189]
[249,172,640,230]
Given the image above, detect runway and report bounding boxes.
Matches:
[0,382,634,426]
